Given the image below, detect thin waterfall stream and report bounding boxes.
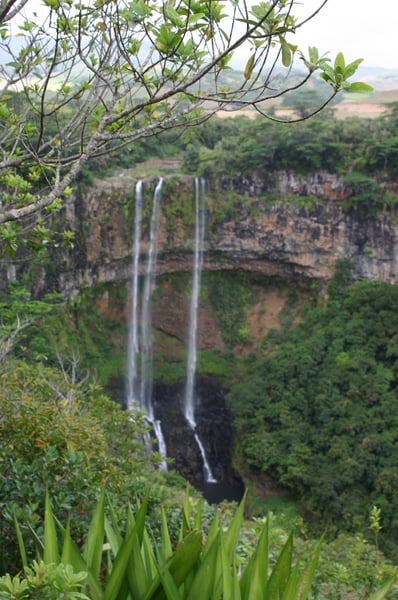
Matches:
[126,180,143,408]
[126,178,167,470]
[184,178,217,483]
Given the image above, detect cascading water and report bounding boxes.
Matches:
[184,178,217,483]
[126,178,167,470]
[126,180,143,409]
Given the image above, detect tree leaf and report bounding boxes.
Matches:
[244,54,255,80]
[346,81,374,94]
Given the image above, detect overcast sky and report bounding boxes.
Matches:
[293,0,398,69]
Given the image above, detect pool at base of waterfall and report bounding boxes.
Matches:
[199,480,245,504]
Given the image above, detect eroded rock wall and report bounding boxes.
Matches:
[55,171,398,299]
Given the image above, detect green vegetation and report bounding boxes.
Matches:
[227,274,398,558]
[6,490,325,600]
[0,359,170,574]
[203,272,256,347]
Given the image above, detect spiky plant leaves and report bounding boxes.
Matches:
[186,532,221,600]
[144,530,203,600]
[61,521,104,600]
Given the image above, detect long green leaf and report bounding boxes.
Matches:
[240,519,269,600]
[13,514,28,569]
[126,527,150,599]
[43,490,59,565]
[293,537,323,600]
[223,491,246,562]
[159,507,173,563]
[368,578,396,600]
[246,526,269,600]
[61,521,104,600]
[103,494,149,600]
[154,565,183,600]
[267,530,293,599]
[187,532,221,600]
[220,533,241,600]
[104,517,122,557]
[83,489,105,579]
[142,529,158,581]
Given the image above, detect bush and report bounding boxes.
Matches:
[0,359,163,575]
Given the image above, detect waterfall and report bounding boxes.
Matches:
[126,180,143,409]
[184,178,217,483]
[126,178,167,470]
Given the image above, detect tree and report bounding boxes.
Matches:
[0,0,370,237]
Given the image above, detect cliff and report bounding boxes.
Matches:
[54,170,398,298]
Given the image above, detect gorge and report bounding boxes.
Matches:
[9,168,398,499]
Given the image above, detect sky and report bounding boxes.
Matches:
[292,0,398,69]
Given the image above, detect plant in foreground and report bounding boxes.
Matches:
[6,490,395,600]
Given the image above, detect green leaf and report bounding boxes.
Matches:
[144,530,203,600]
[244,54,255,80]
[13,514,28,569]
[43,490,59,565]
[159,507,173,563]
[334,52,345,71]
[280,36,292,68]
[346,81,374,94]
[61,522,104,600]
[187,533,220,600]
[267,530,293,597]
[343,57,363,78]
[104,493,149,600]
[83,489,105,580]
[223,491,246,562]
[368,578,396,600]
[240,519,269,600]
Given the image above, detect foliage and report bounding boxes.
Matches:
[0,282,61,364]
[342,173,398,215]
[203,271,256,347]
[0,359,165,575]
[11,490,324,600]
[227,278,398,557]
[0,561,89,600]
[0,282,127,387]
[0,0,366,239]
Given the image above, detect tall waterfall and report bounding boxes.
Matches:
[126,178,167,469]
[184,178,216,483]
[126,180,143,409]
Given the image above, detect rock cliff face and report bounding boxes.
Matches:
[56,170,398,298]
